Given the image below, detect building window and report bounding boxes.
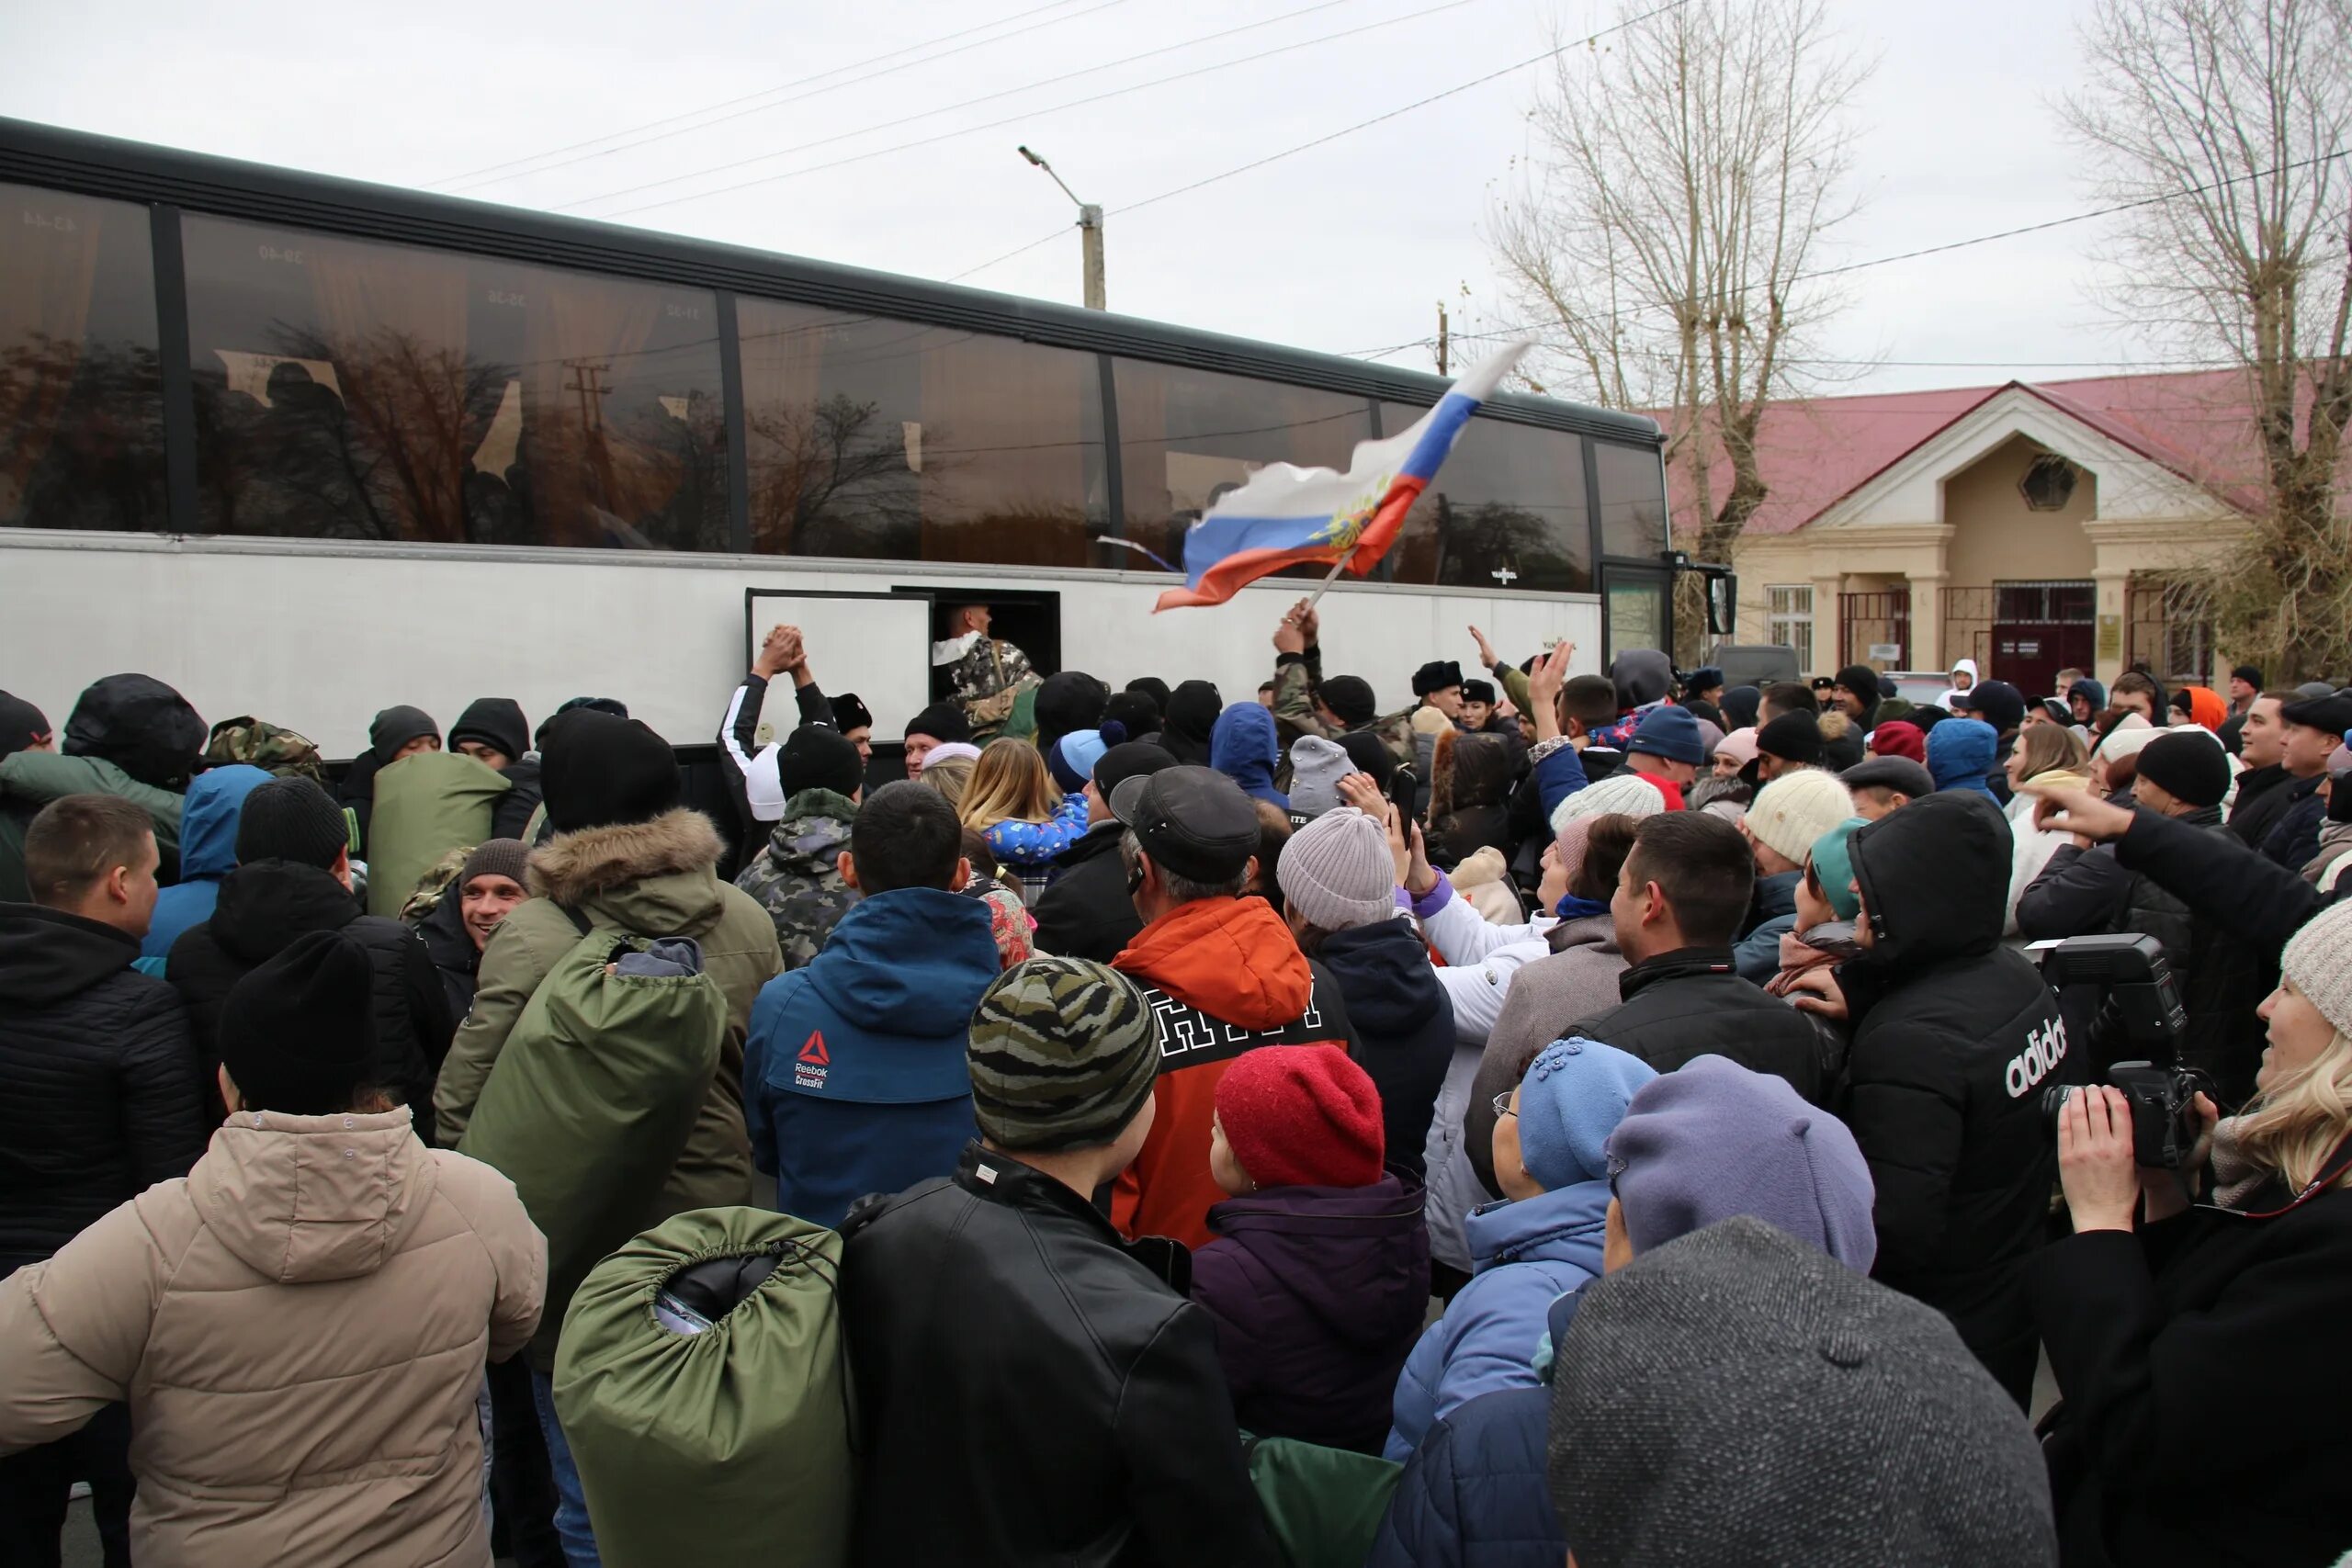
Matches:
[2019,452,2078,512]
[1767,584,1815,672]
[1380,402,1592,592]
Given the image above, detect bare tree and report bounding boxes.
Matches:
[2064,0,2352,681]
[1488,0,1871,650]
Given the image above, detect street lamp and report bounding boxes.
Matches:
[1017,144,1104,311]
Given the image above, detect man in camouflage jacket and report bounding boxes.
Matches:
[1266,600,1416,770]
[734,786,861,969]
[933,604,1037,739]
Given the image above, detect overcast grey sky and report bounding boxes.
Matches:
[1,0,2155,396]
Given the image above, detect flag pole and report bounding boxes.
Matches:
[1302,540,1360,613]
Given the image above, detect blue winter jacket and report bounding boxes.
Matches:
[980,790,1090,872]
[743,886,1001,1228]
[1385,1179,1609,1461]
[1731,869,1802,984]
[139,766,271,964]
[1210,702,1288,808]
[1366,1385,1563,1568]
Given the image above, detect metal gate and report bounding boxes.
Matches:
[1838,590,1911,670]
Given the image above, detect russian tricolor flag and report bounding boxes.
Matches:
[1153,342,1532,612]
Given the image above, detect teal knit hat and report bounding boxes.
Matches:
[1806,817,1868,922]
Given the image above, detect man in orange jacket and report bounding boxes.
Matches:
[1106,766,1360,1248]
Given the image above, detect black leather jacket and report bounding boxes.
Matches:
[839,1144,1279,1568]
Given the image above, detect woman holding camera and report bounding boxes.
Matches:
[2032,897,2352,1567]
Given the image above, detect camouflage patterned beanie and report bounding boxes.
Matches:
[967,957,1160,1152]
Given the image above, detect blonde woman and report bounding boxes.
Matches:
[917,753,977,812]
[2033,895,2352,1567]
[957,738,1086,902]
[2002,722,2091,935]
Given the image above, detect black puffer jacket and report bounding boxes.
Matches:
[2222,762,2293,850]
[167,860,453,1124]
[2114,800,2347,953]
[0,904,209,1264]
[1030,820,1144,964]
[416,890,481,1024]
[840,1143,1278,1568]
[1838,790,2070,1405]
[1312,919,1454,1177]
[1564,947,1826,1105]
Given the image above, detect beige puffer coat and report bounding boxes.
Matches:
[0,1109,544,1568]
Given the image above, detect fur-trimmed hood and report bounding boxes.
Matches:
[526,808,729,931]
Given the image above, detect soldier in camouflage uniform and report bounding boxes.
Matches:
[1267,600,1416,770]
[933,603,1038,742]
[203,716,328,782]
[731,723,869,968]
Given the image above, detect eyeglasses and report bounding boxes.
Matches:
[1492,1091,1517,1121]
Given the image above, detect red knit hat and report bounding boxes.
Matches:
[1214,1045,1385,1190]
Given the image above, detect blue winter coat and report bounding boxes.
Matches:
[1384,1179,1609,1461]
[138,766,271,964]
[1928,718,1999,798]
[1366,1386,1563,1568]
[1211,702,1288,808]
[742,886,1001,1228]
[1731,869,1802,984]
[1314,920,1453,1178]
[980,790,1090,872]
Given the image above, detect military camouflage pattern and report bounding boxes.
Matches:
[733,788,861,969]
[1270,660,1416,769]
[965,957,1158,1150]
[942,636,1038,740]
[203,716,327,782]
[398,843,475,927]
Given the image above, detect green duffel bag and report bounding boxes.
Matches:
[458,930,724,1370]
[366,749,510,916]
[555,1206,852,1568]
[1241,1432,1403,1568]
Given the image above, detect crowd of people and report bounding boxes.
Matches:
[2,604,2349,1568]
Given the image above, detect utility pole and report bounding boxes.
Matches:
[1020,145,1105,310]
[1435,301,1450,376]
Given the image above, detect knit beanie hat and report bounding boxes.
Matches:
[1755,710,1824,768]
[1318,675,1378,728]
[1832,663,1881,705]
[1513,1038,1657,1190]
[448,696,529,762]
[458,838,531,893]
[63,673,207,790]
[1713,727,1759,769]
[1604,1054,1877,1269]
[1034,671,1109,748]
[542,696,628,751]
[1275,807,1397,931]
[2279,899,2352,1039]
[1550,772,1667,835]
[1745,769,1857,866]
[236,776,351,868]
[1163,680,1225,746]
[1626,704,1706,767]
[775,724,864,803]
[1806,818,1867,922]
[917,741,982,773]
[905,701,971,745]
[1215,1043,1384,1190]
[1126,676,1172,709]
[1049,726,1120,794]
[967,958,1160,1152]
[1958,678,2026,735]
[1547,1216,2053,1568]
[1102,690,1161,739]
[542,712,684,832]
[1867,720,1926,764]
[1287,736,1360,816]
[2134,730,2232,808]
[0,691,51,758]
[217,930,379,1115]
[2089,710,2153,763]
[367,705,439,765]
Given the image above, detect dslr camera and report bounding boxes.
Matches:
[2030,934,2203,1168]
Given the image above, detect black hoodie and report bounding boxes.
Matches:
[1838,790,2070,1404]
[0,903,209,1262]
[1311,919,1454,1177]
[166,860,452,1125]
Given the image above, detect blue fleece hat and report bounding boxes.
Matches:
[1514,1037,1658,1190]
[1925,716,1997,795]
[1604,1054,1877,1270]
[1626,703,1707,767]
[1806,817,1867,921]
[1051,725,1121,793]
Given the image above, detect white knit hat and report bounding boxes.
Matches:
[1744,768,1857,866]
[1275,806,1398,931]
[2280,899,2352,1039]
[1551,772,1668,835]
[2089,712,2155,763]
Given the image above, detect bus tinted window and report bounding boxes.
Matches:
[2,184,165,533]
[737,300,1106,567]
[1377,406,1591,593]
[1595,440,1668,559]
[1115,360,1371,576]
[181,214,727,549]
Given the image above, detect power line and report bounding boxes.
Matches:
[556,0,1392,214]
[591,0,1504,219]
[428,0,1110,192]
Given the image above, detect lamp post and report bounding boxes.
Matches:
[1017,144,1104,310]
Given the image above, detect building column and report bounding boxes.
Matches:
[2091,551,2133,686]
[1907,570,1946,673]
[1811,572,1844,672]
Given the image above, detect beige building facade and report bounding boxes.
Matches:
[1727,386,2247,695]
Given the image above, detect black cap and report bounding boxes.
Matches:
[2134,732,2233,808]
[831,693,875,734]
[777,724,864,801]
[2280,693,2352,741]
[1413,660,1464,697]
[541,712,682,832]
[1108,764,1261,884]
[1337,729,1398,786]
[449,697,530,762]
[1462,678,1497,705]
[1319,676,1377,728]
[236,776,351,868]
[1840,756,1934,798]
[1954,679,2026,734]
[2231,663,2265,687]
[0,690,51,758]
[1756,711,1824,767]
[218,930,379,1115]
[1095,739,1178,797]
[1035,671,1109,745]
[367,705,439,765]
[905,702,970,745]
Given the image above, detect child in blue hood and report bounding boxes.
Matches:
[1210,701,1287,808]
[138,765,272,964]
[1927,716,2000,798]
